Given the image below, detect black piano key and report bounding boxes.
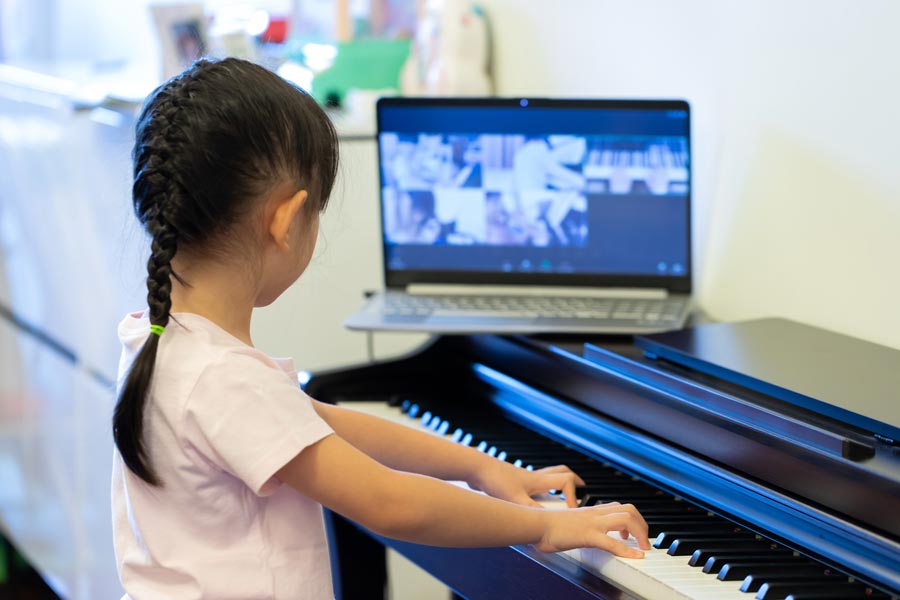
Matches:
[656,523,744,537]
[574,474,629,484]
[689,546,792,567]
[740,568,842,593]
[573,472,642,480]
[757,582,872,600]
[704,553,809,574]
[646,518,722,536]
[614,503,703,513]
[584,496,666,506]
[482,440,562,449]
[576,489,666,501]
[643,510,726,519]
[575,482,655,506]
[585,494,677,505]
[719,561,822,581]
[784,588,891,600]
[525,456,600,466]
[579,480,661,489]
[645,514,719,523]
[653,529,748,549]
[574,482,656,494]
[667,535,761,556]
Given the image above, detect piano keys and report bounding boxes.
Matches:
[307,333,900,600]
[583,138,689,195]
[338,394,888,600]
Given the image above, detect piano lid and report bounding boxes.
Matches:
[634,317,900,442]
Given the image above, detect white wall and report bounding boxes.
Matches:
[251,139,430,371]
[255,0,900,370]
[480,0,900,349]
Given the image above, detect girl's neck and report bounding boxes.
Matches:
[169,257,258,346]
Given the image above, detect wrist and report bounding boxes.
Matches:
[464,448,502,491]
[529,503,553,545]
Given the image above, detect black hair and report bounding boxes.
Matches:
[113,57,339,485]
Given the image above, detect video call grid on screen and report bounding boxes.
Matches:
[377,100,691,281]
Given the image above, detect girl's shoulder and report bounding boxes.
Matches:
[167,313,296,382]
[118,311,299,411]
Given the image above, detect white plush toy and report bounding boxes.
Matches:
[401,0,493,96]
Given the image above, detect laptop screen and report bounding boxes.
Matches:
[376,98,691,293]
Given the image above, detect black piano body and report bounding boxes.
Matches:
[306,332,900,599]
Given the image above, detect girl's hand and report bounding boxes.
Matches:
[536,501,651,558]
[471,459,585,508]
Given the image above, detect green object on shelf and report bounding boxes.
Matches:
[11,544,26,570]
[0,537,7,584]
[312,39,410,107]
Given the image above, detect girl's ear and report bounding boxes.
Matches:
[269,189,309,251]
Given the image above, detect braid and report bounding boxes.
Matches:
[145,205,177,326]
[135,72,198,301]
[114,71,197,487]
[114,57,340,487]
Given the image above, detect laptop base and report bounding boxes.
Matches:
[344,291,690,335]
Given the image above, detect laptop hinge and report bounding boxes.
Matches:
[405,285,668,299]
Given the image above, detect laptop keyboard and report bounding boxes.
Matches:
[384,295,686,325]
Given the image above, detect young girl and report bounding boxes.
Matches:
[112,57,650,599]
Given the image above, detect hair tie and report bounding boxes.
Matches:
[149,324,166,337]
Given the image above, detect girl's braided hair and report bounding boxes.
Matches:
[113,57,338,485]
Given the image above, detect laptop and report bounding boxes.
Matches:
[344,97,693,335]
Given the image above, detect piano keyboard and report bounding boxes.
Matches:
[337,396,893,600]
[584,139,689,195]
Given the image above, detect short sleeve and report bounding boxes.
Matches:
[183,350,333,496]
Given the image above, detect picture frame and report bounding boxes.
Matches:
[150,2,207,80]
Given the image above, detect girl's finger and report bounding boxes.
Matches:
[527,474,561,496]
[560,477,578,508]
[591,530,645,559]
[614,503,648,543]
[597,512,650,552]
[530,472,581,500]
[588,501,621,513]
[536,473,580,508]
[514,492,544,508]
[538,465,585,487]
[538,465,570,474]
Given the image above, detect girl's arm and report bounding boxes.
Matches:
[312,399,584,507]
[276,433,649,556]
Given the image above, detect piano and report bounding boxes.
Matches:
[306,321,900,600]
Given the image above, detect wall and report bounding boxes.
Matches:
[480,0,900,349]
[251,138,430,371]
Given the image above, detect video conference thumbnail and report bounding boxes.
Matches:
[380,132,688,248]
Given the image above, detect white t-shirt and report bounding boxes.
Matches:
[111,312,335,600]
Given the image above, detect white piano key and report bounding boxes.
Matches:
[648,145,662,168]
[602,149,614,166]
[661,146,674,169]
[568,534,749,600]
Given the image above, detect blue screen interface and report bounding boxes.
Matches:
[378,103,690,277]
